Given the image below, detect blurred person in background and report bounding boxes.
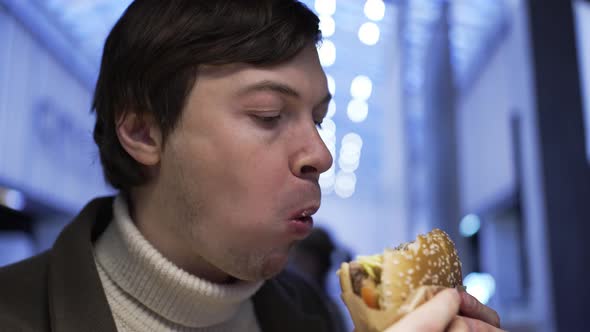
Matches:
[289,226,351,331]
[0,0,502,331]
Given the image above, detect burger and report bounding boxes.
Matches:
[337,229,464,332]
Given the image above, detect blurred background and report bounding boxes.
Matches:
[1,0,589,331]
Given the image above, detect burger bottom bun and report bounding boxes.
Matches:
[338,262,457,332]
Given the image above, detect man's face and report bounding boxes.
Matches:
[158,44,333,281]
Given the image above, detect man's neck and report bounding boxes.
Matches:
[126,187,234,284]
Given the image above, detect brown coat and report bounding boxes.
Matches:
[0,197,338,332]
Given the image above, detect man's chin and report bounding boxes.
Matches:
[258,252,290,280]
[228,246,293,281]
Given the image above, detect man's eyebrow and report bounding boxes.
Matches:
[238,80,301,98]
[238,80,332,107]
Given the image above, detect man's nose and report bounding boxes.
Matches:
[291,125,334,180]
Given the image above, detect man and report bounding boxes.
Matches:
[0,0,502,331]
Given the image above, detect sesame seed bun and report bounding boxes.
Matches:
[337,228,464,332]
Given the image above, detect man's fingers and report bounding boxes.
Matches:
[459,316,507,331]
[385,288,461,332]
[383,290,506,332]
[445,316,508,332]
[459,292,501,328]
[445,316,470,332]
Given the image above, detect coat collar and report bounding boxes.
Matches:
[47,196,329,332]
[48,196,118,332]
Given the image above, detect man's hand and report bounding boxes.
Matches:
[384,289,505,331]
[456,291,502,330]
[384,288,460,331]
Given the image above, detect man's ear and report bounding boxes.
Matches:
[116,112,162,166]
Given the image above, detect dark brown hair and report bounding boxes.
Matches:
[92,0,321,192]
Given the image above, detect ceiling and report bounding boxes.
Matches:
[1,0,509,91]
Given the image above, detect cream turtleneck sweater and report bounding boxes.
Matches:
[93,196,264,332]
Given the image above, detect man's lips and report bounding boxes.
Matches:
[286,216,314,238]
[286,205,319,238]
[288,205,320,220]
